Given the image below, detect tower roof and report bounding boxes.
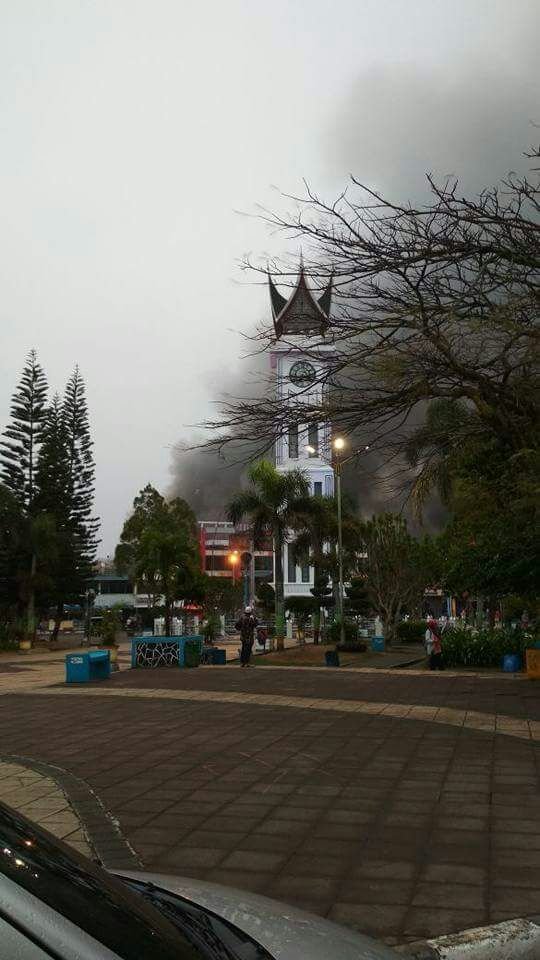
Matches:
[268,268,332,339]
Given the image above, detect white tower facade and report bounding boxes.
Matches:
[268,269,334,599]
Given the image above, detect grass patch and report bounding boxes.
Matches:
[255,644,365,667]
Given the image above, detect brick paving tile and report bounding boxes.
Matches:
[402,908,487,939]
[435,815,488,832]
[338,880,415,905]
[267,875,338,901]
[493,817,540,834]
[329,903,408,937]
[206,869,274,892]
[184,830,247,850]
[493,833,540,850]
[426,844,489,867]
[160,846,225,868]
[201,815,261,833]
[220,850,289,872]
[422,864,486,884]
[494,849,540,869]
[235,834,299,854]
[313,823,367,841]
[413,883,486,910]
[256,818,311,837]
[490,887,540,914]
[282,854,347,878]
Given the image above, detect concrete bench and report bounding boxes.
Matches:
[65,650,111,683]
[131,635,203,668]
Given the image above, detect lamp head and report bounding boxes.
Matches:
[333,437,346,451]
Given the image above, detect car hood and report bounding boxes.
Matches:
[115,870,398,960]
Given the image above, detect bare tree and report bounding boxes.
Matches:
[202,148,539,472]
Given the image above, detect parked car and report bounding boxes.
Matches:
[0,801,398,959]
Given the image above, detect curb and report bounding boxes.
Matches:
[397,916,540,959]
[0,754,141,871]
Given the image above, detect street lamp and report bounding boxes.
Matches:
[306,437,370,647]
[228,550,240,583]
[331,437,370,648]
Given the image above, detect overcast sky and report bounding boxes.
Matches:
[1,0,538,553]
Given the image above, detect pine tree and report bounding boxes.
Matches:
[62,367,99,576]
[0,351,50,643]
[0,350,48,512]
[33,396,73,638]
[34,395,71,520]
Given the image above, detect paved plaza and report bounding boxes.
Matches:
[0,649,539,947]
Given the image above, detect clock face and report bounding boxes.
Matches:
[289,361,316,386]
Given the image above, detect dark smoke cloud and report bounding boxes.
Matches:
[170,41,539,527]
[326,57,539,200]
[168,335,270,517]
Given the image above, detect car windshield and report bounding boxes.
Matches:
[0,802,206,960]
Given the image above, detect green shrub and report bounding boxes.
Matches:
[99,608,122,646]
[442,626,536,668]
[202,612,221,642]
[328,620,358,645]
[337,640,368,653]
[396,620,426,643]
[0,622,19,651]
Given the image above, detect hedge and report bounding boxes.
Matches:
[396,620,426,643]
[441,626,536,668]
[328,620,358,645]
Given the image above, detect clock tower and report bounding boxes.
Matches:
[269,267,335,597]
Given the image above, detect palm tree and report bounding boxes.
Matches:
[228,461,309,649]
[406,398,481,517]
[291,494,361,641]
[290,495,336,643]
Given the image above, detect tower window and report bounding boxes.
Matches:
[288,424,299,459]
[308,423,319,456]
[313,481,322,496]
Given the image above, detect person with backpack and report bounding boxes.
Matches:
[425,616,444,670]
[235,607,258,667]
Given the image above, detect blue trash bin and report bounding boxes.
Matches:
[371,636,385,652]
[209,648,226,665]
[325,650,340,667]
[502,654,522,673]
[65,650,110,683]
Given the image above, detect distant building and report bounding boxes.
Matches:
[198,520,273,585]
[89,573,134,609]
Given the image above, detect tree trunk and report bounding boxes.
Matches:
[381,609,395,646]
[164,598,172,637]
[475,593,484,629]
[313,607,320,645]
[22,553,37,650]
[274,533,285,651]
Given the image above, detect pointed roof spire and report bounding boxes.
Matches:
[317,272,333,317]
[268,265,333,339]
[268,273,288,320]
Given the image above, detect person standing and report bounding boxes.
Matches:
[256,624,268,651]
[235,607,258,667]
[426,616,444,670]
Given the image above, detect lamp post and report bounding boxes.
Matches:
[85,589,95,645]
[308,437,371,648]
[333,437,346,647]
